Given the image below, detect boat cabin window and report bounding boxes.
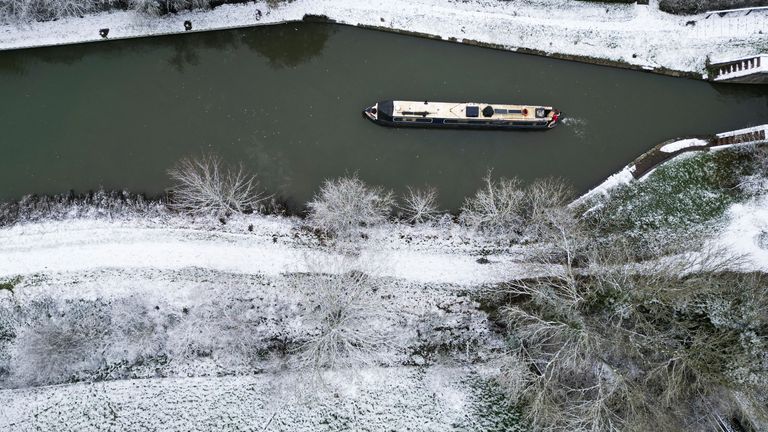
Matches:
[466,106,479,117]
[482,106,494,118]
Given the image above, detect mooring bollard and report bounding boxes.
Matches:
[184,21,192,31]
[99,28,109,38]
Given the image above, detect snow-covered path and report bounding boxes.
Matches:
[1,0,765,76]
[0,216,535,286]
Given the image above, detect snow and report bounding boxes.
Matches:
[0,366,521,431]
[659,138,707,153]
[571,165,635,208]
[0,0,765,76]
[0,216,541,286]
[718,194,768,271]
[0,208,527,429]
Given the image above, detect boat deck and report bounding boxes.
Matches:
[393,101,547,120]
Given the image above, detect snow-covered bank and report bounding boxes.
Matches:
[573,124,768,208]
[1,0,765,77]
[0,207,525,429]
[659,138,708,153]
[719,194,768,271]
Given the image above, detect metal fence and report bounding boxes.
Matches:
[693,6,768,37]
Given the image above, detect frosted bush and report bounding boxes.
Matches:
[399,186,440,224]
[460,173,526,240]
[10,300,111,387]
[290,258,398,370]
[306,175,394,237]
[167,153,266,217]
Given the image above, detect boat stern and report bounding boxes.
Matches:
[547,109,562,128]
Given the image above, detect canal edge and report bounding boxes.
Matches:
[573,124,768,208]
[1,5,754,82]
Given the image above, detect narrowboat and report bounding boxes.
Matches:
[362,100,561,130]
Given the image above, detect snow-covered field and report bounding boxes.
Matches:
[1,0,765,76]
[0,208,530,430]
[0,367,521,431]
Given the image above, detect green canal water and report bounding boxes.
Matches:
[0,23,766,209]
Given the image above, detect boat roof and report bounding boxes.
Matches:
[384,100,555,120]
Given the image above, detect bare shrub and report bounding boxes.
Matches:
[128,0,161,15]
[165,290,271,370]
[495,233,767,432]
[290,258,397,370]
[106,296,169,366]
[10,299,111,387]
[0,0,124,23]
[752,144,768,175]
[399,186,440,224]
[167,153,265,217]
[306,175,394,237]
[461,172,526,239]
[129,0,208,16]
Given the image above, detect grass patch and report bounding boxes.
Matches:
[591,148,753,234]
[0,276,21,293]
[464,377,524,431]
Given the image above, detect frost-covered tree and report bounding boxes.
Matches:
[164,286,277,370]
[494,230,767,432]
[290,258,397,370]
[9,299,111,387]
[306,175,394,237]
[106,296,169,366]
[399,186,440,224]
[460,172,526,240]
[129,0,208,16]
[167,153,265,217]
[128,0,161,15]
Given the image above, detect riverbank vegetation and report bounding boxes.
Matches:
[1,146,766,430]
[484,218,767,431]
[167,153,267,217]
[0,0,287,24]
[659,0,768,14]
[581,147,756,244]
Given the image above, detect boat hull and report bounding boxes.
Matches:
[365,116,555,130]
[363,100,561,131]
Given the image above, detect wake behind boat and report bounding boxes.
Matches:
[363,100,561,130]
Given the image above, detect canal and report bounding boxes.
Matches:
[0,22,766,209]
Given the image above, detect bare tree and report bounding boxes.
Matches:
[289,257,397,371]
[167,153,266,217]
[495,229,767,432]
[399,186,440,224]
[306,175,394,237]
[523,177,575,237]
[460,172,526,240]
